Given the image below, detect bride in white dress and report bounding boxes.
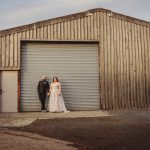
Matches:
[48,77,69,113]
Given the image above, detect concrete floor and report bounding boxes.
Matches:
[0,110,110,127]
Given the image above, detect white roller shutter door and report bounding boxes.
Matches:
[21,42,100,111]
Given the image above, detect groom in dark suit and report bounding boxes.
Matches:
[37,76,50,112]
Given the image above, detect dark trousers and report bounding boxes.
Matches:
[39,93,46,110]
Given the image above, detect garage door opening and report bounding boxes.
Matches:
[20,41,100,111]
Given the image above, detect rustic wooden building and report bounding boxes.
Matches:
[0,8,150,112]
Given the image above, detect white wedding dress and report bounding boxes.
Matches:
[48,82,68,113]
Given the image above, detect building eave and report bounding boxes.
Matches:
[0,8,150,36]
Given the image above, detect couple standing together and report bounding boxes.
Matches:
[37,76,69,113]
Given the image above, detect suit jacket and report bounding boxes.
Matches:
[37,80,50,94]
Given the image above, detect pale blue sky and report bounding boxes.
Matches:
[0,0,150,30]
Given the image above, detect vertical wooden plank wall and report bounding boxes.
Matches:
[0,37,1,67]
[98,12,150,109]
[0,10,149,109]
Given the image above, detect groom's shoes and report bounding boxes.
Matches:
[41,110,46,112]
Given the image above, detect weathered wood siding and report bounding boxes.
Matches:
[0,8,150,109]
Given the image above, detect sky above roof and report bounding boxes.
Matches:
[0,0,150,30]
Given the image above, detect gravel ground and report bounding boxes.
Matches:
[1,110,150,150]
[0,111,110,150]
[0,128,77,150]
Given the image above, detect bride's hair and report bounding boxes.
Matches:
[53,77,59,82]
